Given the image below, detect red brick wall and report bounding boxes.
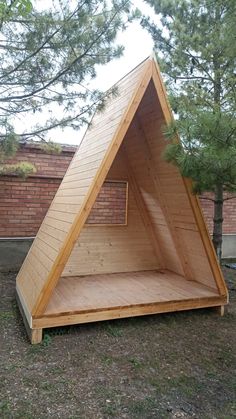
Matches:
[200,193,236,234]
[0,177,61,237]
[1,142,236,237]
[0,143,75,237]
[6,143,74,178]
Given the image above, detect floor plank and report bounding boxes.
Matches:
[44,270,219,316]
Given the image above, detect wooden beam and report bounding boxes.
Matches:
[215,305,225,316]
[32,296,227,329]
[32,60,153,317]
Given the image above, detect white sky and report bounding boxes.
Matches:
[15,0,158,146]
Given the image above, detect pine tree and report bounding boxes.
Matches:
[0,0,135,175]
[142,0,236,262]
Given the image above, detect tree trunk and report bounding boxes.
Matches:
[212,184,223,263]
[212,7,223,263]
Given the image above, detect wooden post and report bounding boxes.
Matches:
[31,328,43,344]
[216,305,225,316]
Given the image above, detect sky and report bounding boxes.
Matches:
[89,1,157,91]
[14,0,158,146]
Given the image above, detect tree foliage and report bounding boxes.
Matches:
[0,0,136,174]
[0,0,32,23]
[142,0,236,260]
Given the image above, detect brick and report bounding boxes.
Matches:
[200,193,236,234]
[2,144,236,237]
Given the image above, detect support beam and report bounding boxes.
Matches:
[31,328,43,344]
[215,305,225,316]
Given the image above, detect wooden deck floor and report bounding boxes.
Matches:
[44,270,219,316]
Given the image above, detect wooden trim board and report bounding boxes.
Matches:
[33,296,227,329]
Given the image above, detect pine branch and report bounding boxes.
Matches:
[0,2,87,81]
[199,196,215,202]
[223,195,236,201]
[0,88,111,138]
[174,76,212,81]
[0,3,126,103]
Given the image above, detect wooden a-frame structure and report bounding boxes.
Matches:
[16,57,228,343]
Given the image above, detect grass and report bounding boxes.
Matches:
[102,402,118,417]
[101,355,114,365]
[42,333,52,347]
[103,322,123,337]
[0,268,235,418]
[0,310,14,321]
[128,396,166,418]
[128,357,143,369]
[166,375,205,397]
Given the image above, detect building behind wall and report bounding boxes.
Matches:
[0,142,235,271]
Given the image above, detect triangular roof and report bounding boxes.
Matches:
[16,57,228,325]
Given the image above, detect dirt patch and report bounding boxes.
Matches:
[0,267,236,418]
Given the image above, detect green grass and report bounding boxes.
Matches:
[103,322,123,337]
[40,381,55,391]
[128,357,143,369]
[128,396,167,418]
[165,375,205,397]
[42,333,52,346]
[0,311,15,321]
[102,402,118,417]
[101,355,114,365]
[149,378,164,393]
[49,366,65,374]
[0,400,34,419]
[0,400,11,415]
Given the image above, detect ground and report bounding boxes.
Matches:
[0,268,235,419]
